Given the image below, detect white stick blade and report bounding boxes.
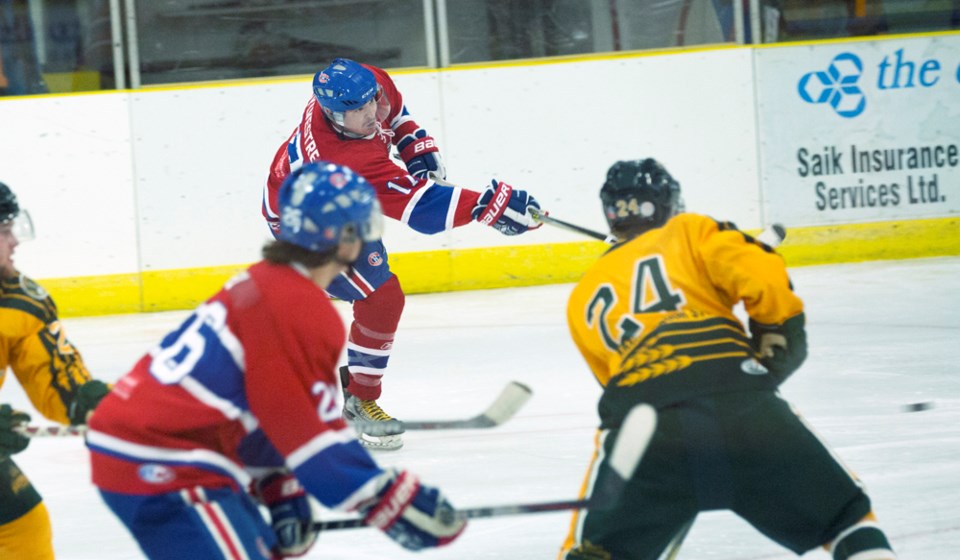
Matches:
[608,404,657,481]
[481,381,533,425]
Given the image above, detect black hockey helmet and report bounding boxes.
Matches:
[600,159,681,234]
[0,181,19,224]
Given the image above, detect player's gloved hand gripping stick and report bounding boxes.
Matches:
[314,403,658,531]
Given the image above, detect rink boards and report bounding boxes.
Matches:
[1,32,958,316]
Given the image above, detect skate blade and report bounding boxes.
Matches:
[358,432,404,451]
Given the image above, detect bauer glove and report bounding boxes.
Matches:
[397,128,445,180]
[0,404,30,457]
[67,380,111,426]
[358,468,466,551]
[472,180,542,236]
[749,313,807,384]
[254,471,319,558]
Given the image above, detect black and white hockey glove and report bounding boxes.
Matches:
[0,404,30,457]
[67,380,110,425]
[472,180,542,236]
[749,313,807,384]
[359,469,466,551]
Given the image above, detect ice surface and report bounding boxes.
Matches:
[6,257,959,559]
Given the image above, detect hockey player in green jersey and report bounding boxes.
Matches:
[560,159,897,560]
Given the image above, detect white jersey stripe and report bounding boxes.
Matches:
[286,427,357,470]
[262,183,278,220]
[346,341,392,357]
[183,488,251,560]
[400,182,432,226]
[446,186,462,230]
[87,430,251,487]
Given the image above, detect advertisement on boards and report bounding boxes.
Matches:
[754,34,960,226]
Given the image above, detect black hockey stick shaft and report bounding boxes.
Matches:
[531,208,786,249]
[313,404,657,531]
[529,209,615,243]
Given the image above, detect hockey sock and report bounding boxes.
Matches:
[347,275,404,401]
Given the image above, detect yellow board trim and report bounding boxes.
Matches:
[37,217,959,317]
[775,217,960,267]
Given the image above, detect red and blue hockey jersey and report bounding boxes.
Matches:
[262,64,480,236]
[87,261,384,511]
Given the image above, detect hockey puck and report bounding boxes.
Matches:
[902,401,933,412]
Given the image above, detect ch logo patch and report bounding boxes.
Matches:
[138,464,176,484]
[368,252,383,266]
[798,52,866,118]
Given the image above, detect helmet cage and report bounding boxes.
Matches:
[0,182,34,241]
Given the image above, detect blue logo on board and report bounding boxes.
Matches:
[798,53,866,118]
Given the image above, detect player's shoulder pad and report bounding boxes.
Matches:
[1,274,50,301]
[708,217,777,253]
[18,275,50,301]
[0,274,55,323]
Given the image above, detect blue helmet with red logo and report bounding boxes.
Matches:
[313,58,378,116]
[277,161,383,253]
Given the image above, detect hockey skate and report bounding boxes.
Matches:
[340,367,404,451]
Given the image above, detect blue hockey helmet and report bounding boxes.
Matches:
[313,58,378,117]
[277,161,383,253]
[600,159,682,233]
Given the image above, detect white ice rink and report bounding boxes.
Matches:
[6,256,960,559]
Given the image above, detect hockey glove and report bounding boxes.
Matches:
[471,180,542,236]
[749,313,807,384]
[397,128,445,180]
[254,472,319,557]
[0,404,31,457]
[359,469,466,551]
[67,380,111,426]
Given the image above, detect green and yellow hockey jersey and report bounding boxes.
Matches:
[0,274,94,425]
[567,213,803,416]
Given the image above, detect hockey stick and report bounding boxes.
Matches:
[529,209,617,244]
[313,403,657,531]
[530,208,787,250]
[349,381,533,437]
[662,519,694,560]
[13,424,87,438]
[14,382,534,439]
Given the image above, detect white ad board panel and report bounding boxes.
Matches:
[0,94,139,278]
[755,35,960,227]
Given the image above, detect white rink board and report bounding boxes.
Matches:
[0,49,757,280]
[5,37,958,282]
[437,49,761,250]
[754,34,960,226]
[129,72,445,271]
[0,93,138,279]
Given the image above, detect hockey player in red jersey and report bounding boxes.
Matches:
[263,58,543,450]
[89,162,467,559]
